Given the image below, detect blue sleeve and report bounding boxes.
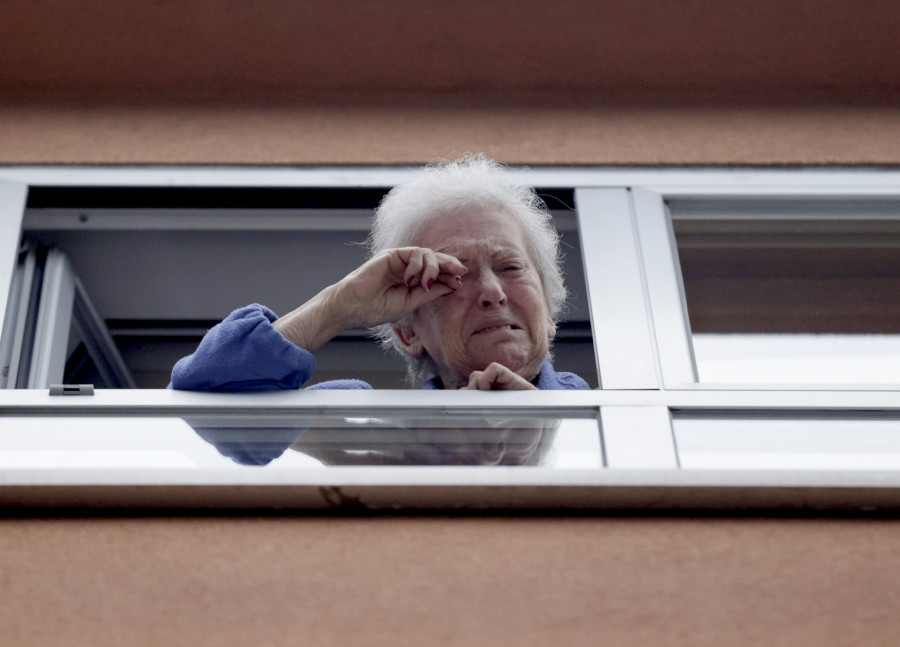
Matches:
[173,304,374,463]
[191,424,309,466]
[170,304,318,392]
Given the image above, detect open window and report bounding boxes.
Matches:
[3,167,900,510]
[2,245,135,389]
[4,181,599,389]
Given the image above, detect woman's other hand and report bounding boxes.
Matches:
[460,362,539,390]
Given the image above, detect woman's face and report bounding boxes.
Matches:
[399,209,555,388]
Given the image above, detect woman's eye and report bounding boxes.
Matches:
[502,265,523,272]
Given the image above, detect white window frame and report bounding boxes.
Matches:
[630,178,900,391]
[2,165,900,510]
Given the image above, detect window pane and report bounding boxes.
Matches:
[674,413,900,470]
[669,199,900,383]
[0,413,602,471]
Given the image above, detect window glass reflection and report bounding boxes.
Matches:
[670,200,900,383]
[674,413,900,470]
[190,415,601,467]
[0,414,602,470]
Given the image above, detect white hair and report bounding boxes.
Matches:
[369,154,567,386]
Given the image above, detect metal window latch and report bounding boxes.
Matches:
[49,384,95,396]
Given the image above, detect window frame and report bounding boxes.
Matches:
[630,177,900,391]
[3,165,900,510]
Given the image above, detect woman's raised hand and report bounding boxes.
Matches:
[274,247,466,352]
[334,247,467,327]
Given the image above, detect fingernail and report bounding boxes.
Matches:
[455,276,463,286]
[426,278,434,291]
[407,276,415,286]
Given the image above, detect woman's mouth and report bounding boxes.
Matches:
[473,323,520,335]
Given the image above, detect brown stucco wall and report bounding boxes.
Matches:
[2,0,900,166]
[3,515,900,646]
[3,1,900,645]
[2,99,900,166]
[3,0,900,103]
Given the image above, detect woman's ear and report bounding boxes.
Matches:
[548,319,557,339]
[394,323,424,357]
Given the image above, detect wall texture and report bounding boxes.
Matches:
[3,1,900,645]
[3,0,900,102]
[3,100,900,165]
[1,0,899,166]
[3,514,900,646]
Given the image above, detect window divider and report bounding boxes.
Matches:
[631,188,698,389]
[574,188,659,390]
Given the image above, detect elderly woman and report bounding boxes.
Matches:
[171,155,589,392]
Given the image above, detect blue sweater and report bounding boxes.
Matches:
[171,304,590,393]
[173,304,589,465]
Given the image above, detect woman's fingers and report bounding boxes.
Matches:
[401,248,426,289]
[429,251,467,289]
[404,248,436,290]
[389,247,467,291]
[462,363,539,391]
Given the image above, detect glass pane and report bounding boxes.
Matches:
[674,413,900,470]
[0,413,602,471]
[669,199,900,383]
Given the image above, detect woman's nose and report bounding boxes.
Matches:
[477,272,507,308]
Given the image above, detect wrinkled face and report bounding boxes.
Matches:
[398,210,555,388]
